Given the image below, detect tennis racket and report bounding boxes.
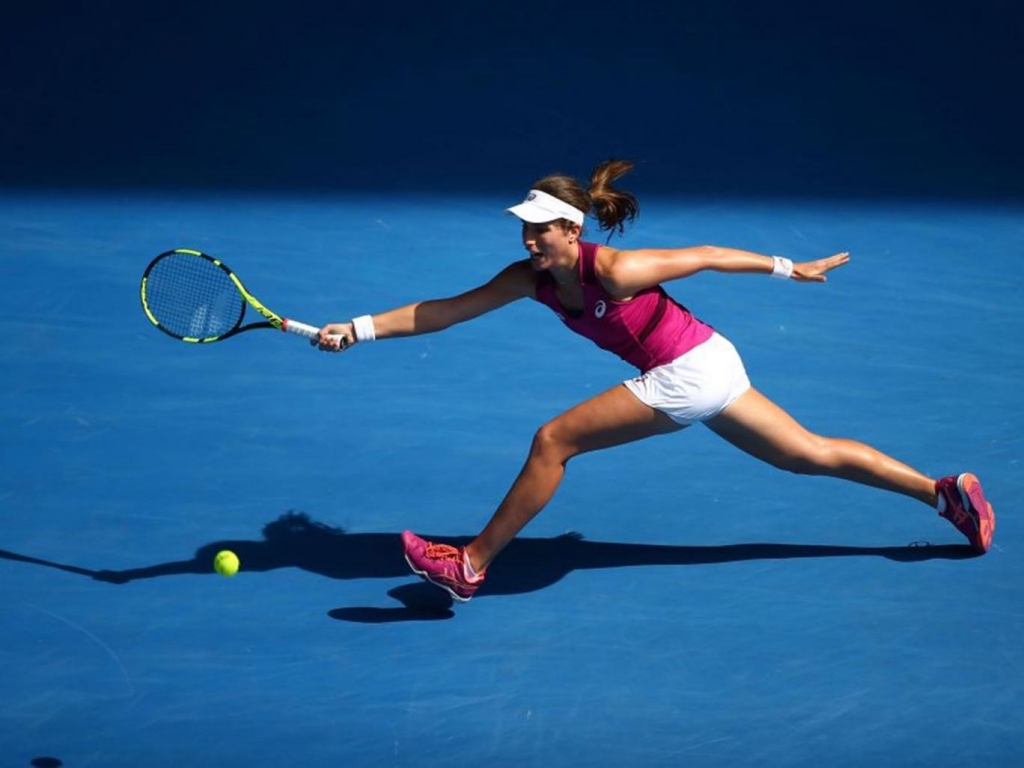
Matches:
[140,248,344,346]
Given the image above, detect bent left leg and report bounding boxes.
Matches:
[705,387,937,506]
[466,383,685,571]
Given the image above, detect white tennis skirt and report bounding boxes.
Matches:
[622,332,751,425]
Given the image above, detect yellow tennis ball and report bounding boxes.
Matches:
[214,550,240,577]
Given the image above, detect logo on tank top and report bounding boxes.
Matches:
[594,300,607,319]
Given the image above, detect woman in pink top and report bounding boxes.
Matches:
[318,160,995,603]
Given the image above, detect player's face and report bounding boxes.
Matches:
[521,220,579,271]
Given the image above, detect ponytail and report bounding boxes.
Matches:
[588,159,639,236]
[530,159,639,237]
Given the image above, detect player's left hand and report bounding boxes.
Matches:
[792,252,849,282]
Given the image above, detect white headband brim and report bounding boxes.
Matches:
[507,189,585,225]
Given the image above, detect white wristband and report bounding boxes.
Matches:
[770,256,794,280]
[351,315,376,343]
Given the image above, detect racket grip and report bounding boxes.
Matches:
[281,319,321,339]
[282,318,346,346]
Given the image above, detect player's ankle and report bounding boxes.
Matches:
[463,547,485,579]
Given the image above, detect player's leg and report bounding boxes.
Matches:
[467,383,685,571]
[402,383,683,600]
[705,386,936,502]
[705,387,994,551]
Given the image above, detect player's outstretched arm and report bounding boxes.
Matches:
[599,246,849,298]
[317,260,535,351]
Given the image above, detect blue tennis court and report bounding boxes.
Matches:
[1,191,1021,766]
[3,0,1024,764]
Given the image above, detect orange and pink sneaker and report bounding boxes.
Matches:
[936,473,995,553]
[402,531,485,602]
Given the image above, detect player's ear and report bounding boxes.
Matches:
[566,222,582,243]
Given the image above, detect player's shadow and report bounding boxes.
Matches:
[0,510,978,623]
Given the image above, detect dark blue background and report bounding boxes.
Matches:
[2,0,1022,198]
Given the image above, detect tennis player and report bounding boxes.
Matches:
[317,160,996,602]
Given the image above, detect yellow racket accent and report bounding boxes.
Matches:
[227,271,284,330]
[140,275,160,327]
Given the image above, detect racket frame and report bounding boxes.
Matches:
[140,249,326,343]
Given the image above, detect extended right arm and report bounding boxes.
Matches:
[317,260,535,351]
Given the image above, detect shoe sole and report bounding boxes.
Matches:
[404,552,474,603]
[958,473,995,553]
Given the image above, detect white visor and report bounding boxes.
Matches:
[507,189,586,225]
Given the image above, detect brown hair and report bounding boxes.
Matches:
[532,159,639,236]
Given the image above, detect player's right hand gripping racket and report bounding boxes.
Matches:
[140,249,343,346]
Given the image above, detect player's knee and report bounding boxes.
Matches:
[774,436,835,475]
[530,421,576,465]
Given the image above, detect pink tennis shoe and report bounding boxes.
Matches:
[402,531,485,602]
[936,473,995,553]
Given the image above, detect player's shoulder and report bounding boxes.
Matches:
[488,258,536,298]
[501,258,536,281]
[593,243,626,278]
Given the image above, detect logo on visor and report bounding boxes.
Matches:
[594,300,607,319]
[526,192,537,201]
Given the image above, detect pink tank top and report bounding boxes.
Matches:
[534,241,714,372]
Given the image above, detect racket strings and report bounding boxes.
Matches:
[144,254,245,339]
